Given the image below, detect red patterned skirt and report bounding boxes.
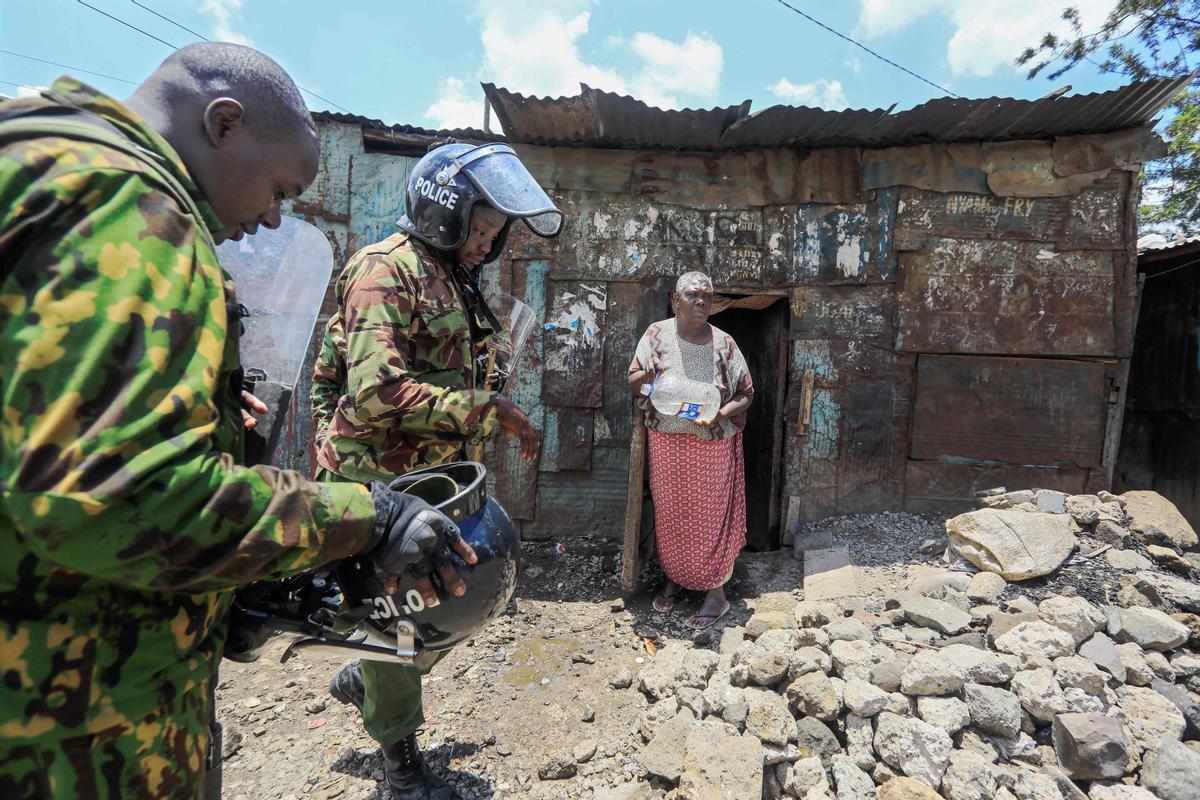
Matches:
[647,428,747,591]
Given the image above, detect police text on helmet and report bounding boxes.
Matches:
[414,177,458,210]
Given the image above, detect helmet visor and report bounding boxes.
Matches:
[463,149,563,238]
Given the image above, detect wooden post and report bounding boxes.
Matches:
[621,405,648,592]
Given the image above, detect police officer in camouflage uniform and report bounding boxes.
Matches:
[0,43,470,800]
[311,142,562,799]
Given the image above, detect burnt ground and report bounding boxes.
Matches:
[217,511,1143,800]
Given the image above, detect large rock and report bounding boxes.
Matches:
[1051,712,1132,780]
[900,596,973,635]
[795,716,841,766]
[1011,667,1068,724]
[900,651,965,696]
[786,671,842,721]
[1078,632,1127,683]
[831,753,876,800]
[844,678,890,718]
[1115,643,1155,687]
[964,682,1022,738]
[966,571,1008,603]
[746,610,797,639]
[994,621,1077,663]
[638,711,698,781]
[1122,490,1198,551]
[939,643,1013,685]
[916,695,970,735]
[1053,655,1109,695]
[1131,571,1200,614]
[1139,737,1200,800]
[1039,595,1104,645]
[637,646,718,700]
[831,639,873,682]
[1115,685,1186,756]
[845,713,876,771]
[676,725,763,800]
[877,777,942,799]
[782,756,829,797]
[946,508,1078,580]
[940,750,999,800]
[1106,606,1190,651]
[1088,785,1161,799]
[789,646,833,679]
[744,687,796,746]
[873,711,953,789]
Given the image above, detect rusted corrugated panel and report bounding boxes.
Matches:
[896,238,1117,356]
[521,447,631,540]
[783,340,914,524]
[790,188,899,284]
[483,84,597,144]
[904,461,1091,515]
[541,280,607,407]
[910,355,1111,468]
[719,76,1189,149]
[540,407,594,472]
[1053,127,1166,175]
[489,260,548,520]
[862,143,988,194]
[347,151,414,253]
[893,175,1125,250]
[982,140,1110,197]
[789,285,895,346]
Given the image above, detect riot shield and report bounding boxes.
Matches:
[216,215,334,466]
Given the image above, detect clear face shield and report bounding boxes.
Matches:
[444,144,563,239]
[483,293,536,395]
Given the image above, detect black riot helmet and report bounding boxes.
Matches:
[334,462,519,664]
[397,143,563,264]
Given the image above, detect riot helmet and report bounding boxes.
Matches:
[330,461,519,664]
[397,143,562,264]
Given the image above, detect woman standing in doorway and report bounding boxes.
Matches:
[628,272,754,628]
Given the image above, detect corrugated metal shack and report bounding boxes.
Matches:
[282,76,1188,550]
[1115,236,1200,528]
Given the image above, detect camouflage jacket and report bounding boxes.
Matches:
[0,78,377,744]
[311,233,499,481]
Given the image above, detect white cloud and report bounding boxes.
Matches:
[855,0,1112,78]
[845,56,863,74]
[424,3,724,128]
[768,78,849,110]
[16,85,42,98]
[200,0,253,47]
[425,77,491,131]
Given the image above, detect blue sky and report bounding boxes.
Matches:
[2,0,1131,132]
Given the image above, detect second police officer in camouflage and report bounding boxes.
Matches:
[311,142,561,798]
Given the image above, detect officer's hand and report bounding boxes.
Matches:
[368,484,478,607]
[493,395,539,461]
[240,390,268,429]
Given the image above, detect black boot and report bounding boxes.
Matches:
[381,732,459,800]
[328,662,458,800]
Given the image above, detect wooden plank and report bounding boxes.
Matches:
[904,460,1091,516]
[621,409,648,592]
[910,355,1110,469]
[803,546,857,601]
[540,406,594,472]
[541,280,607,407]
[596,278,674,447]
[896,238,1117,356]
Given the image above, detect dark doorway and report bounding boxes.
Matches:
[709,296,789,551]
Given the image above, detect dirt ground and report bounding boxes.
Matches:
[217,509,1132,799]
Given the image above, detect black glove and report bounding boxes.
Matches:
[365,483,462,576]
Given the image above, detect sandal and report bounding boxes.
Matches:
[652,586,679,614]
[683,600,730,629]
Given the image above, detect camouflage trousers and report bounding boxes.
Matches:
[0,683,214,800]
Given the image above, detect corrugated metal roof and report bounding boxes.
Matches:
[318,74,1193,153]
[1138,234,1200,260]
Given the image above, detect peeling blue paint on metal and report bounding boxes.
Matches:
[511,260,549,425]
[792,340,839,382]
[541,406,560,467]
[348,152,416,251]
[804,389,840,460]
[873,186,900,281]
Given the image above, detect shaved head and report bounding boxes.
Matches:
[154,42,315,141]
[126,42,321,243]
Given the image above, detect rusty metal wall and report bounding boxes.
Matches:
[277,120,1154,540]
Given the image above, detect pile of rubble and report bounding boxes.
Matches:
[626,490,1200,800]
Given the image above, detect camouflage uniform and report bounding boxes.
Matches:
[0,78,378,799]
[310,232,497,747]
